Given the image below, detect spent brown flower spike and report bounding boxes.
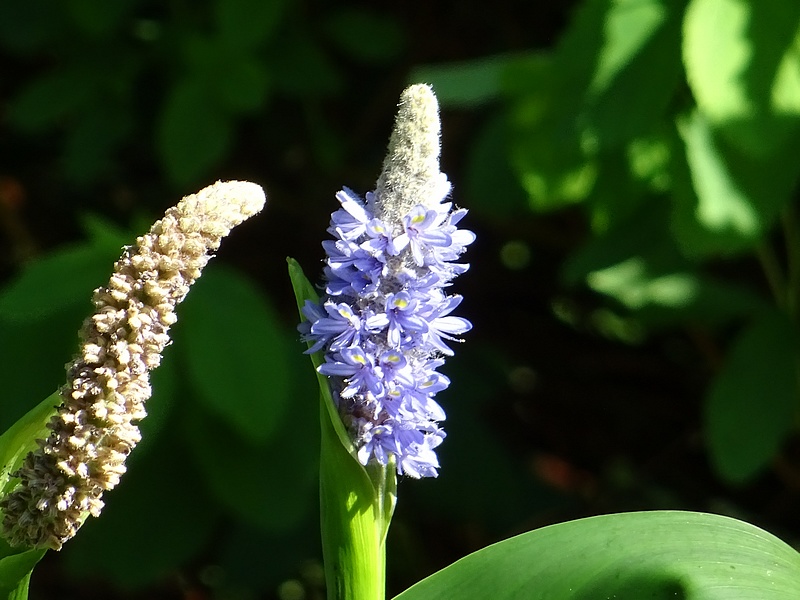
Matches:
[1,181,265,550]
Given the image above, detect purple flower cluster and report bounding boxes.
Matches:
[301,185,474,477]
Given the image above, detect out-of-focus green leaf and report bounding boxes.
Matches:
[684,0,800,157]
[157,78,233,186]
[182,393,317,534]
[214,54,270,113]
[584,0,685,148]
[61,432,220,588]
[215,0,285,51]
[506,51,596,211]
[324,9,405,64]
[675,111,760,255]
[0,0,61,54]
[674,110,800,258]
[705,309,799,483]
[271,34,342,98]
[411,55,521,108]
[181,33,270,114]
[63,103,132,183]
[0,311,78,433]
[0,243,120,323]
[66,0,133,37]
[178,265,290,446]
[395,511,800,600]
[463,114,528,218]
[8,68,94,132]
[563,199,680,286]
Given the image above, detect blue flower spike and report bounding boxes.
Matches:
[301,84,474,479]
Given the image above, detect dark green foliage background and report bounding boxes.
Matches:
[1,0,800,598]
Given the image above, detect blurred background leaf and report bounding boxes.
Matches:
[2,0,800,598]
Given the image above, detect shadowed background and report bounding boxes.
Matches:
[2,0,800,598]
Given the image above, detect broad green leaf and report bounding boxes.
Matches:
[684,0,800,157]
[178,265,290,446]
[324,9,405,65]
[0,392,59,497]
[674,109,800,258]
[705,309,798,483]
[288,257,396,600]
[395,511,800,600]
[157,78,232,186]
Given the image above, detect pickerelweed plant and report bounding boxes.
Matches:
[3,85,800,600]
[290,83,475,599]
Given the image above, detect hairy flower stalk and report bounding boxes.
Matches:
[1,181,265,550]
[301,84,474,478]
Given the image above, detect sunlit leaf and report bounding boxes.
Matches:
[0,392,59,497]
[675,111,760,255]
[0,546,46,599]
[705,309,798,483]
[585,0,685,148]
[684,0,800,157]
[395,511,800,600]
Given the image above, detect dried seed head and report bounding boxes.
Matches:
[1,181,265,550]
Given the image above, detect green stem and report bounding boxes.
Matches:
[319,399,392,600]
[755,240,788,311]
[781,204,800,320]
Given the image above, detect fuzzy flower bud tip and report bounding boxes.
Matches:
[375,84,446,223]
[301,85,474,479]
[1,181,265,550]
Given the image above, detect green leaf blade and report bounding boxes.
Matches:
[705,309,798,483]
[395,511,800,600]
[287,257,395,600]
